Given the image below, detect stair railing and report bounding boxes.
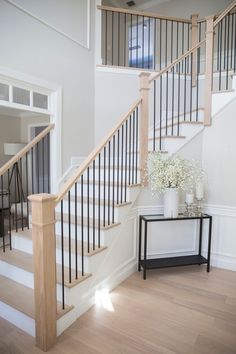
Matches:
[28,1,236,351]
[0,124,54,252]
[212,1,236,91]
[29,95,147,351]
[98,5,200,71]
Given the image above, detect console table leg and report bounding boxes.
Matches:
[198,218,203,264]
[138,216,142,272]
[207,216,212,272]
[143,221,147,280]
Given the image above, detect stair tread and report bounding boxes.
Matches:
[76,180,141,188]
[0,248,92,288]
[0,274,73,319]
[64,195,132,208]
[55,212,121,230]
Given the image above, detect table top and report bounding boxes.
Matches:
[140,213,211,222]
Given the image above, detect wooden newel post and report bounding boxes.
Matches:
[204,15,214,126]
[191,14,199,87]
[28,193,57,352]
[139,72,150,186]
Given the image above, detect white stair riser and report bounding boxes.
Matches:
[56,202,119,221]
[77,169,140,182]
[63,185,135,199]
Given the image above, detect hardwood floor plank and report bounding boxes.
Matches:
[0,266,236,354]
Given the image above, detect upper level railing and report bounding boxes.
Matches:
[213,2,236,91]
[0,124,54,252]
[98,5,195,71]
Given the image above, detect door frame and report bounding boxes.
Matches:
[0,66,62,193]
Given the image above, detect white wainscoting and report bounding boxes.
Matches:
[133,204,236,271]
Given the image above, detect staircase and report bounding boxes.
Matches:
[0,0,236,351]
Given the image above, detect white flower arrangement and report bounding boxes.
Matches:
[147,152,204,195]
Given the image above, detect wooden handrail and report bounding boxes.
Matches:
[0,124,54,177]
[55,99,142,204]
[149,39,206,83]
[213,0,236,27]
[97,5,192,24]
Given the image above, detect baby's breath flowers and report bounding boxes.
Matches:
[147,152,204,195]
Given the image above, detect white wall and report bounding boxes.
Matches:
[0,0,95,175]
[95,69,139,144]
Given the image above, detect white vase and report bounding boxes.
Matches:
[163,188,179,218]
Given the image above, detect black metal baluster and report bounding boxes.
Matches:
[219,21,222,90]
[124,13,127,66]
[105,11,108,64]
[31,147,34,194]
[166,71,169,135]
[87,167,90,252]
[121,126,124,203]
[148,17,151,69]
[159,76,162,151]
[75,182,78,279]
[14,163,18,233]
[93,160,95,249]
[36,143,39,193]
[234,13,236,73]
[142,16,145,68]
[7,170,11,250]
[132,111,135,185]
[112,137,115,223]
[171,20,173,63]
[68,190,71,283]
[108,142,111,224]
[165,20,168,67]
[42,137,45,192]
[124,121,128,202]
[154,18,157,70]
[224,17,227,71]
[196,47,200,121]
[129,117,131,185]
[217,22,220,71]
[230,14,234,70]
[118,12,120,66]
[171,67,175,136]
[177,62,181,135]
[226,14,230,90]
[117,130,120,203]
[61,200,65,309]
[98,154,101,247]
[160,19,162,70]
[190,53,193,121]
[1,175,5,252]
[19,158,24,231]
[112,11,114,65]
[81,175,84,275]
[184,57,187,121]
[135,107,138,184]
[153,80,156,151]
[130,14,133,66]
[136,15,138,68]
[26,152,29,229]
[103,147,106,225]
[176,22,179,60]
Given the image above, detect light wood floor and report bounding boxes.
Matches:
[1,266,236,354]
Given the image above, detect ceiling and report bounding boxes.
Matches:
[102,0,171,11]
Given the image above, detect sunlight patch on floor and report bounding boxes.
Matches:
[95,288,115,312]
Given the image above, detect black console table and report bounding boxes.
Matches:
[138,214,212,280]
